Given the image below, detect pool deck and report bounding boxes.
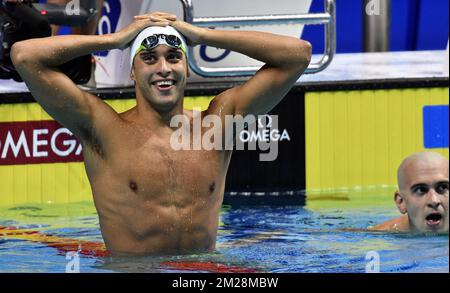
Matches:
[300,50,448,83]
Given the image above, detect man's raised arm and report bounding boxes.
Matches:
[165,18,312,116]
[10,15,174,141]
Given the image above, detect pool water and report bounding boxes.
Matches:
[0,197,448,273]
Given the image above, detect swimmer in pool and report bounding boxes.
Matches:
[11,11,312,254]
[370,152,449,233]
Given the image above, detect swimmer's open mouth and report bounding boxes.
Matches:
[426,213,443,226]
[152,79,176,91]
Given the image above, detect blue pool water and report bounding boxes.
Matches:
[0,200,448,273]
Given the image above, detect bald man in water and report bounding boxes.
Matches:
[11,11,312,254]
[371,152,449,233]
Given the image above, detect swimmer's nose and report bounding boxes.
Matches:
[156,58,171,76]
[427,191,442,209]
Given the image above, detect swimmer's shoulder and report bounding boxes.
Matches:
[118,107,139,122]
[368,215,410,232]
[205,92,237,117]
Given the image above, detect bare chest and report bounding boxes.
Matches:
[109,133,224,204]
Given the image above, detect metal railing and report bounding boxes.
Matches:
[179,0,336,77]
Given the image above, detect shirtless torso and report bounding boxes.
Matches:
[11,12,311,255]
[83,107,232,254]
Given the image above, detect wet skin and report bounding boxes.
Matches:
[82,47,234,255]
[83,110,232,255]
[11,14,312,254]
[371,152,449,233]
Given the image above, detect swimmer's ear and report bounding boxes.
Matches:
[185,58,190,78]
[395,191,407,214]
[130,67,136,82]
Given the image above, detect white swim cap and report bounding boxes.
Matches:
[129,26,188,70]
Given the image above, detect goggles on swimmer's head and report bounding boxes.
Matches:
[135,34,188,57]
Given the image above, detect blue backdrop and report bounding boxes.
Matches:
[302,0,449,54]
[47,0,449,53]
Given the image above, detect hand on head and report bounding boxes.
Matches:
[134,12,204,46]
[133,11,178,24]
[113,12,179,50]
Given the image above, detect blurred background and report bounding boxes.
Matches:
[49,0,450,53]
